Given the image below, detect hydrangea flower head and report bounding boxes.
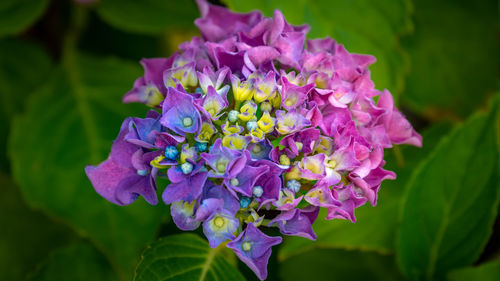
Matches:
[85,1,421,279]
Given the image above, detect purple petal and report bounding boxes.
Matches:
[142,57,176,90]
[125,114,162,149]
[162,171,208,204]
[275,191,303,211]
[227,223,282,280]
[280,127,320,157]
[280,77,314,110]
[225,164,269,197]
[171,201,201,231]
[203,212,239,248]
[299,153,326,180]
[327,184,367,222]
[275,109,311,135]
[201,139,244,178]
[247,139,273,160]
[269,206,319,240]
[247,46,280,67]
[109,118,137,167]
[307,37,337,53]
[202,184,240,215]
[305,184,340,208]
[85,158,157,206]
[160,87,201,135]
[195,0,262,42]
[86,118,158,205]
[378,90,422,147]
[196,198,224,221]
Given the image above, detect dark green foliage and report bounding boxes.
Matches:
[225,0,412,99]
[0,40,53,171]
[397,99,500,280]
[280,248,404,281]
[447,258,500,281]
[28,242,119,281]
[401,0,499,119]
[97,0,199,34]
[0,173,76,281]
[8,54,168,280]
[134,234,246,281]
[0,0,50,36]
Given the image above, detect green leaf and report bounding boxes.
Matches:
[0,172,76,281]
[28,242,119,281]
[447,258,500,281]
[134,234,246,281]
[0,39,52,170]
[96,0,199,35]
[8,53,167,280]
[223,0,412,98]
[401,0,499,118]
[396,99,500,280]
[279,122,453,259]
[0,0,50,37]
[79,17,163,61]
[280,248,404,281]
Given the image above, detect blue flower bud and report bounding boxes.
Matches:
[239,196,252,208]
[180,162,194,175]
[136,169,148,176]
[195,87,203,94]
[164,145,179,160]
[252,185,263,197]
[194,142,208,152]
[246,121,258,131]
[286,179,301,193]
[228,110,239,122]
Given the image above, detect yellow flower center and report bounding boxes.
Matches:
[207,108,216,117]
[182,117,193,127]
[213,216,225,228]
[230,178,239,186]
[295,141,303,151]
[284,96,297,107]
[327,159,337,169]
[305,160,322,174]
[216,160,227,173]
[242,241,252,252]
[198,123,215,142]
[280,154,291,166]
[308,189,327,203]
[285,166,301,180]
[252,145,262,153]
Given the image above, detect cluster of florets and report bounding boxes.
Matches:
[85,1,421,279]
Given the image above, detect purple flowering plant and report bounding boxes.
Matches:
[85,0,421,279]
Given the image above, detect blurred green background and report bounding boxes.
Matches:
[0,0,499,280]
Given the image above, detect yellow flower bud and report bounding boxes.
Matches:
[257,111,276,134]
[197,122,216,143]
[222,134,249,150]
[269,91,281,108]
[285,165,302,180]
[233,81,254,102]
[280,154,291,166]
[238,101,257,121]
